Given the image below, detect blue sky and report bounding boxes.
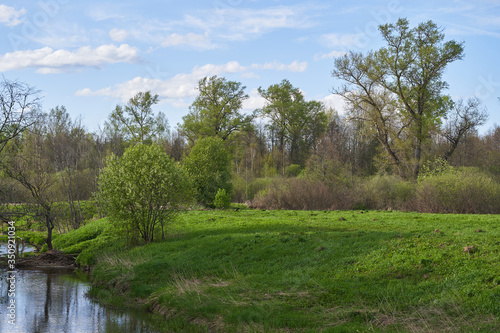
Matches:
[1,0,499,133]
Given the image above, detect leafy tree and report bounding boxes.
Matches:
[183,137,232,207]
[179,76,251,144]
[332,18,465,178]
[98,144,192,243]
[0,77,41,155]
[105,91,169,145]
[258,79,327,173]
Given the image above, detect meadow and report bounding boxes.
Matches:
[53,208,500,332]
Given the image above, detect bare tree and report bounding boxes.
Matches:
[0,77,41,155]
[1,115,59,250]
[443,98,488,161]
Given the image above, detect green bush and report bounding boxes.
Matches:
[416,167,500,214]
[214,188,231,209]
[359,174,415,210]
[98,144,192,243]
[183,137,232,208]
[284,164,302,177]
[232,176,281,202]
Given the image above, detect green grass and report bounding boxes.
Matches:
[58,210,500,332]
[52,217,124,266]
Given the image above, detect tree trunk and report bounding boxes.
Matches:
[46,214,53,250]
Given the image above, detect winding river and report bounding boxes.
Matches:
[0,244,162,333]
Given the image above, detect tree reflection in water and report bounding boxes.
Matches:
[0,268,159,333]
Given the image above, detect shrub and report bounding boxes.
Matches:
[285,164,302,177]
[358,174,415,210]
[214,188,231,209]
[251,177,352,210]
[232,176,281,202]
[98,144,192,244]
[415,167,500,214]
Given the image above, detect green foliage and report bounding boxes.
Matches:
[333,18,465,179]
[183,137,232,208]
[360,174,416,210]
[232,176,280,202]
[258,79,327,169]
[214,188,231,209]
[284,164,302,177]
[416,167,500,213]
[179,76,251,144]
[419,158,454,178]
[97,144,192,243]
[106,91,168,144]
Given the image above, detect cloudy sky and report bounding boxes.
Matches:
[1,0,500,133]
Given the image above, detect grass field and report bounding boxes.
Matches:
[54,208,500,332]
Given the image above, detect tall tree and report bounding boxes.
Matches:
[333,18,465,178]
[183,137,232,208]
[106,91,169,144]
[0,78,41,155]
[179,76,251,144]
[258,79,327,173]
[1,116,59,249]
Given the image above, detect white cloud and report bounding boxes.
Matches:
[251,60,308,72]
[320,33,366,48]
[76,60,308,103]
[161,32,217,50]
[0,44,140,73]
[321,94,347,114]
[242,88,266,110]
[314,50,347,61]
[0,5,25,26]
[109,28,129,42]
[183,5,316,41]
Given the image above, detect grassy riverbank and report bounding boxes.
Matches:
[54,209,500,332]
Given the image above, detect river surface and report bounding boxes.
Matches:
[0,244,162,333]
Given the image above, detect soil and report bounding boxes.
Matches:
[15,250,77,268]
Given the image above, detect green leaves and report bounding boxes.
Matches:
[98,144,192,243]
[333,18,466,179]
[183,137,232,208]
[179,76,251,144]
[106,91,168,144]
[258,79,327,169]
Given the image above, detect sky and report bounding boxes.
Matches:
[1,0,499,134]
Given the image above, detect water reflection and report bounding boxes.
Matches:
[0,268,160,333]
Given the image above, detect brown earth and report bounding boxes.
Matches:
[15,250,76,268]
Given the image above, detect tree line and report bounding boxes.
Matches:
[1,18,500,247]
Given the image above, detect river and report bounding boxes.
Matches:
[0,244,163,333]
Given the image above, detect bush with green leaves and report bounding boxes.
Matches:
[416,167,500,214]
[183,137,232,208]
[214,188,231,209]
[359,174,416,210]
[284,164,302,177]
[98,144,192,243]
